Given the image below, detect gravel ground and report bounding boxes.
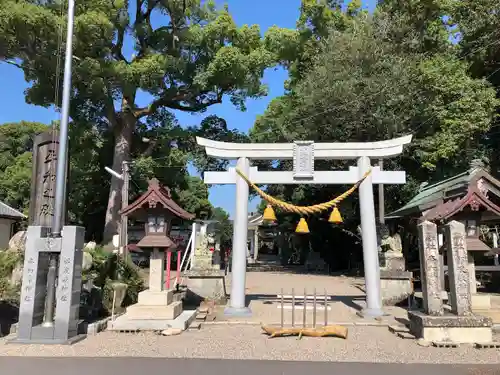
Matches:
[2,272,498,363]
[221,272,408,324]
[1,325,499,363]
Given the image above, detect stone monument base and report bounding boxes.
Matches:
[379,252,405,272]
[380,270,413,306]
[8,322,87,345]
[443,292,491,310]
[125,301,183,320]
[107,288,196,332]
[408,310,493,344]
[138,289,174,305]
[183,269,227,304]
[107,310,197,332]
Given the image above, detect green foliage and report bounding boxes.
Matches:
[210,206,232,246]
[376,0,453,54]
[83,247,144,313]
[0,251,23,303]
[0,116,237,240]
[0,0,280,241]
[175,176,212,218]
[251,5,499,229]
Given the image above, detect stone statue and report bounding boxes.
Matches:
[193,225,221,270]
[376,223,402,254]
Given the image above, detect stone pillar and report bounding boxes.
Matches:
[54,226,84,340]
[417,221,443,315]
[249,230,255,258]
[357,156,383,317]
[149,248,165,292]
[468,253,477,295]
[493,232,499,266]
[445,221,472,316]
[254,229,259,262]
[225,157,251,316]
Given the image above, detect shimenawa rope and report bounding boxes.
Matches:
[235,168,372,215]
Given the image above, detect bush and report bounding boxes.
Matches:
[83,247,145,315]
[0,251,22,303]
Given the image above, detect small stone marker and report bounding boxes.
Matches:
[417,221,443,315]
[445,221,472,316]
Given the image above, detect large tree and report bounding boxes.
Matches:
[0,0,280,242]
[450,0,500,173]
[0,119,222,241]
[251,10,498,218]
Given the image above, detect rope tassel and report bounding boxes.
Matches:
[329,206,343,224]
[263,205,277,222]
[295,218,309,234]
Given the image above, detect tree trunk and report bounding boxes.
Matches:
[102,113,135,244]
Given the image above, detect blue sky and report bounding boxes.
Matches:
[0,0,376,218]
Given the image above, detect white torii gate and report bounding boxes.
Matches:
[197,135,412,317]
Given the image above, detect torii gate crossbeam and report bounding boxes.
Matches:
[196,135,412,318]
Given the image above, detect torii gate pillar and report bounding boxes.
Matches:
[197,135,412,318]
[227,156,251,315]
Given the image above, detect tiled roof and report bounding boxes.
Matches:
[386,167,481,219]
[0,201,26,219]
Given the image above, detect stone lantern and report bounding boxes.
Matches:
[108,178,195,331]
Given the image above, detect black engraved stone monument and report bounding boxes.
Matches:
[29,131,67,226]
[10,130,85,344]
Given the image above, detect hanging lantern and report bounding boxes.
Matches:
[328,206,343,224]
[295,218,310,234]
[263,204,277,222]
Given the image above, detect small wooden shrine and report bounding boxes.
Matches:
[387,160,500,308]
[387,160,500,251]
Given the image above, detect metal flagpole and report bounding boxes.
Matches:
[43,0,76,326]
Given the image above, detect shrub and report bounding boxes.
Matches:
[0,251,22,303]
[83,247,145,314]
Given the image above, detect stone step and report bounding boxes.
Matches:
[388,325,410,334]
[125,301,183,320]
[196,312,208,321]
[397,331,415,339]
[188,322,202,330]
[107,310,197,332]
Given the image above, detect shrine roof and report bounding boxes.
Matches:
[119,178,195,220]
[386,162,500,220]
[0,201,26,220]
[248,213,263,228]
[137,235,177,250]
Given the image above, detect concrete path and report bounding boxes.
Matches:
[0,357,497,375]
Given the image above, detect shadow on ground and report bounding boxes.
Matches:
[0,301,18,337]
